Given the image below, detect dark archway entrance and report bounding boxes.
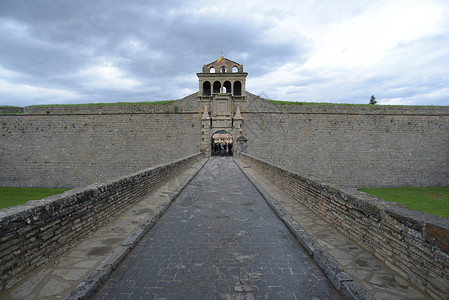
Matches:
[211,130,233,156]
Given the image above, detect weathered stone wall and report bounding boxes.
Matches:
[0,107,23,114]
[240,153,449,299]
[0,153,203,291]
[241,95,449,187]
[0,98,202,188]
[1,93,448,188]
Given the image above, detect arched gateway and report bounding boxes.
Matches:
[197,56,248,157]
[211,130,233,156]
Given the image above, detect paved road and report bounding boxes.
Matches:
[92,157,342,299]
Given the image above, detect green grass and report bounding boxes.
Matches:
[0,187,71,210]
[358,187,449,218]
[0,106,24,114]
[268,100,370,106]
[267,100,444,107]
[27,100,177,107]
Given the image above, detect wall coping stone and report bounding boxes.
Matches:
[0,153,203,291]
[0,153,201,220]
[234,158,374,299]
[241,154,406,220]
[240,153,449,251]
[240,153,449,298]
[3,93,448,116]
[241,102,449,116]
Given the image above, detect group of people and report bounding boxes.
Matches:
[212,142,233,156]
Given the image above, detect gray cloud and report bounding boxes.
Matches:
[0,0,448,106]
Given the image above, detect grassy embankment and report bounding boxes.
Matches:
[0,187,70,210]
[1,100,177,209]
[267,99,444,107]
[359,187,449,219]
[26,100,177,107]
[2,187,448,219]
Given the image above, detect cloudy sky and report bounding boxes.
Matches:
[1,0,448,107]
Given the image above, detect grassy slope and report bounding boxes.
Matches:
[268,100,372,106]
[2,186,447,218]
[0,187,70,209]
[359,187,449,218]
[267,99,443,107]
[27,100,177,107]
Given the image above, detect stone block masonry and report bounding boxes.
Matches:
[242,97,449,188]
[240,153,449,299]
[0,101,202,188]
[1,93,448,189]
[0,153,203,291]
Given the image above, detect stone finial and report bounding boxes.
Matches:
[234,105,243,120]
[202,105,210,120]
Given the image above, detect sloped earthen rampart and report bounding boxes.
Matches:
[0,153,203,291]
[240,153,449,299]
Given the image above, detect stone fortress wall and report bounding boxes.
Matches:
[0,94,202,188]
[1,92,448,188]
[1,58,448,298]
[242,94,449,188]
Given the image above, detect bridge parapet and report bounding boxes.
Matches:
[0,153,203,291]
[240,153,449,299]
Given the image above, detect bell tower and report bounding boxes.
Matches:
[197,57,248,156]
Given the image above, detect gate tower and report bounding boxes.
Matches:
[197,57,248,156]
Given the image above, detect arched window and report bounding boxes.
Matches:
[213,81,221,94]
[233,81,242,96]
[232,66,238,73]
[203,81,211,96]
[209,67,216,73]
[221,66,227,73]
[223,81,231,93]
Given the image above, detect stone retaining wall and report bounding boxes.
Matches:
[240,153,449,299]
[0,110,202,188]
[2,95,448,189]
[242,100,449,188]
[0,107,23,114]
[0,153,203,291]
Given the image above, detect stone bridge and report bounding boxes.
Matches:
[1,154,448,299]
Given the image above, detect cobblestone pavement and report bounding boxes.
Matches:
[92,157,343,299]
[235,159,426,300]
[0,159,207,300]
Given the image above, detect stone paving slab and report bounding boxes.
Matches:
[92,157,343,299]
[0,158,208,300]
[235,158,427,300]
[1,157,429,300]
